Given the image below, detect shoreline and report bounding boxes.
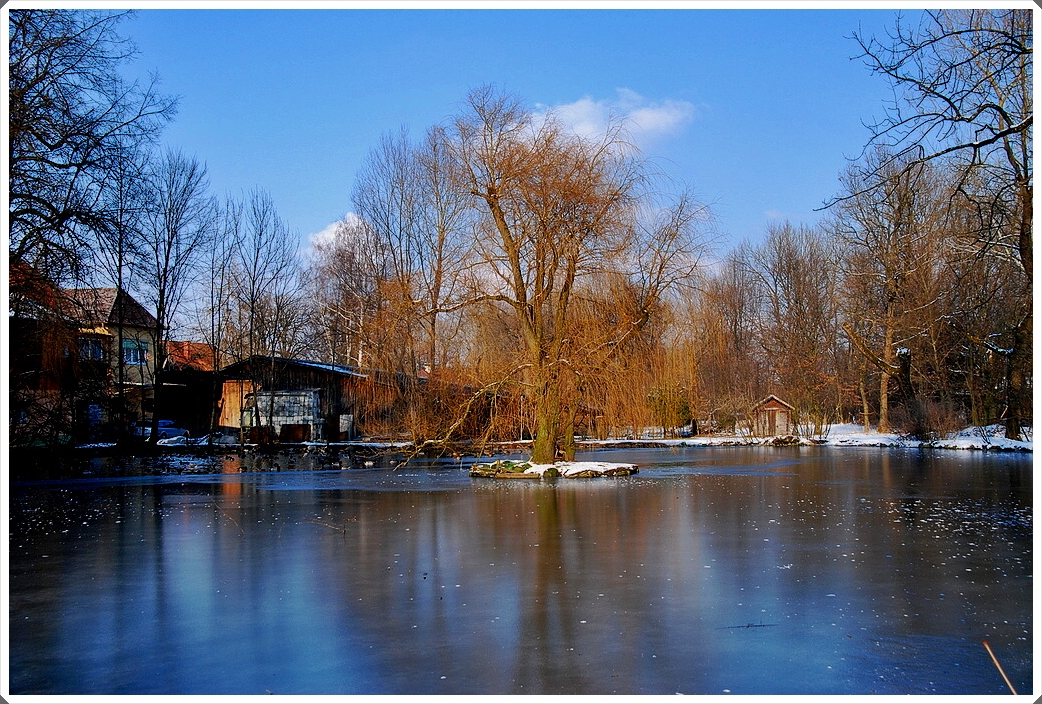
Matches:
[13,423,1033,460]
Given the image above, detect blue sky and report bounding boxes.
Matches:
[120,5,906,255]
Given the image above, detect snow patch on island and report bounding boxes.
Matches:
[470,459,638,479]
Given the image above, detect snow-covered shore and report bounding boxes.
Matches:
[578,423,1032,453]
[469,424,1032,478]
[76,424,1031,466]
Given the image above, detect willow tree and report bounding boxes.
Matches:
[445,86,708,463]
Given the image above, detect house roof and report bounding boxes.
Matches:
[753,394,795,411]
[165,340,216,372]
[63,288,158,329]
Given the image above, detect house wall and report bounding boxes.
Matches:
[116,329,155,387]
[219,380,259,430]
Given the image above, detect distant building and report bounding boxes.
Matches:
[218,355,399,443]
[751,395,796,437]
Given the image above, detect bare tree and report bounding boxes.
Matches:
[305,215,386,368]
[93,140,153,439]
[221,190,302,438]
[9,9,176,285]
[831,151,949,438]
[443,86,709,463]
[852,8,1032,438]
[352,125,471,378]
[692,249,766,431]
[137,149,216,442]
[413,125,471,371]
[744,223,845,434]
[226,189,299,361]
[183,195,246,429]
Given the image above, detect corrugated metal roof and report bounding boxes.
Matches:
[219,355,371,380]
[290,359,369,378]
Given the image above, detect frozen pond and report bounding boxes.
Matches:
[7,446,1033,696]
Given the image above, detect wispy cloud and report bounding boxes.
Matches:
[536,88,698,147]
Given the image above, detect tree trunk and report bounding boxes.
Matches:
[562,403,578,462]
[530,368,561,464]
[1004,312,1031,441]
[147,324,164,445]
[896,348,929,441]
[859,375,871,432]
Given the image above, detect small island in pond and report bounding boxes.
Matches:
[470,459,638,479]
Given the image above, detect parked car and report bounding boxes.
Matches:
[132,420,188,440]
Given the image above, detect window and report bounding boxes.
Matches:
[78,338,106,361]
[123,339,148,365]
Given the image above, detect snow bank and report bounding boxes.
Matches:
[596,423,1031,453]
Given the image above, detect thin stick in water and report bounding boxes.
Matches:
[982,640,1018,695]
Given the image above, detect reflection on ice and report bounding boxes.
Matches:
[7,446,1033,696]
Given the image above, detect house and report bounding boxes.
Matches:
[751,394,796,437]
[62,287,158,438]
[162,340,219,436]
[9,264,78,445]
[218,356,399,443]
[8,265,162,443]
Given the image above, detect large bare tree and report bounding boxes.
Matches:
[138,149,216,442]
[832,152,945,436]
[744,222,845,434]
[444,86,708,463]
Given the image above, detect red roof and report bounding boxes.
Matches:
[753,394,795,411]
[165,340,216,372]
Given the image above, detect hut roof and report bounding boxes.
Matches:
[752,394,795,411]
[220,355,369,380]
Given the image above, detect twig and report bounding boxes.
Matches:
[982,640,1018,695]
[211,501,244,534]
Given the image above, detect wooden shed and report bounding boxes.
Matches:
[218,355,400,442]
[751,395,796,437]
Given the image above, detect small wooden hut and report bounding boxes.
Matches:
[751,395,796,437]
[217,355,400,442]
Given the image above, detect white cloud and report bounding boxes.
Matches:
[307,221,342,248]
[306,212,362,248]
[537,89,698,147]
